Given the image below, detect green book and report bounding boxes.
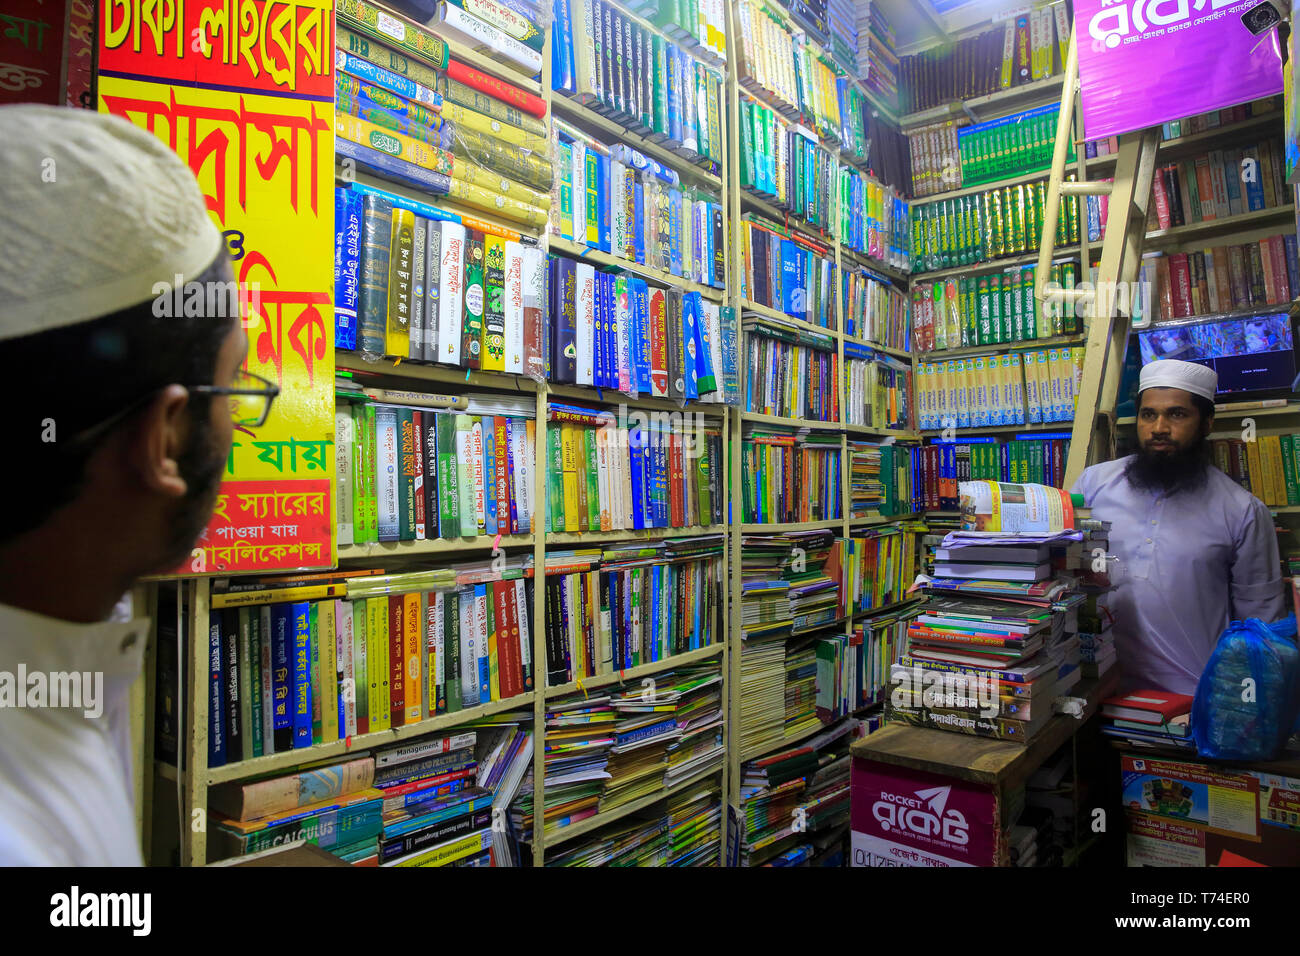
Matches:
[1008,271,1022,343]
[351,403,366,543]
[653,35,668,138]
[462,233,485,369]
[584,426,600,530]
[1282,435,1299,505]
[352,600,368,733]
[989,274,1003,344]
[436,411,459,539]
[548,423,564,534]
[456,415,477,537]
[363,402,379,544]
[1022,266,1037,340]
[697,430,711,522]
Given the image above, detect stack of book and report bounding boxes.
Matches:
[842,266,910,350]
[741,428,842,523]
[915,347,1083,430]
[740,219,838,327]
[736,721,853,866]
[913,435,1075,504]
[666,788,723,865]
[549,127,727,288]
[783,637,822,739]
[739,95,835,232]
[848,441,916,518]
[743,319,840,422]
[836,77,871,167]
[853,0,898,111]
[517,695,615,835]
[844,344,912,430]
[837,165,911,271]
[1077,596,1117,680]
[551,0,727,165]
[543,784,723,866]
[1100,689,1195,751]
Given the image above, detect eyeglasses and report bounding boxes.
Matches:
[191,369,280,428]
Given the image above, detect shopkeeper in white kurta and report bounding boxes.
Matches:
[0,106,251,864]
[1071,359,1286,696]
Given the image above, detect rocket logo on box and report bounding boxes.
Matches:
[872,786,970,846]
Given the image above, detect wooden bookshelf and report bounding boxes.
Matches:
[547,236,726,302]
[542,642,725,699]
[338,534,535,562]
[739,299,839,337]
[1144,205,1296,247]
[1085,111,1283,170]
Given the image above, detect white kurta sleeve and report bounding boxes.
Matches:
[1230,497,1288,625]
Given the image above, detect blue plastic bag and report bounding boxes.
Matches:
[1192,613,1300,761]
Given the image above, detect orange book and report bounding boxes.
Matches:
[403,592,423,723]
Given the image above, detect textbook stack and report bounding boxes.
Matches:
[912,261,1080,353]
[543,785,723,866]
[1076,596,1117,681]
[742,319,840,421]
[852,0,898,111]
[551,0,727,166]
[548,129,727,288]
[544,403,726,533]
[842,267,909,350]
[1100,689,1195,752]
[844,344,911,430]
[540,539,725,687]
[914,435,1075,500]
[741,429,843,523]
[915,347,1084,430]
[848,441,916,518]
[202,564,535,769]
[736,720,854,866]
[740,219,839,327]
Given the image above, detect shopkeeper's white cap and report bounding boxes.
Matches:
[1139,358,1219,403]
[0,104,223,342]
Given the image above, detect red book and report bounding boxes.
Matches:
[412,411,426,540]
[1168,253,1193,317]
[389,599,406,728]
[1269,235,1291,302]
[445,58,547,118]
[670,429,683,527]
[1151,168,1172,230]
[648,288,668,397]
[491,580,516,700]
[1101,689,1193,724]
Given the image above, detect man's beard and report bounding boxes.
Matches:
[157,411,228,570]
[1125,434,1212,496]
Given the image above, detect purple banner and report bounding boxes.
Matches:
[1076,0,1283,141]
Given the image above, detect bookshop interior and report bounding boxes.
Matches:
[8,0,1300,884]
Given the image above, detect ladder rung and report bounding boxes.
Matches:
[1060,181,1113,197]
[1042,287,1094,301]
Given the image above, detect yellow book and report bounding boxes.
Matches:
[367,597,391,733]
[386,207,415,357]
[1023,351,1041,423]
[932,361,947,430]
[391,829,493,867]
[1057,347,1075,420]
[988,354,1006,425]
[1245,439,1267,503]
[440,101,551,156]
[561,423,580,533]
[1260,435,1286,506]
[959,359,974,429]
[403,592,423,723]
[319,599,338,744]
[1006,354,1024,424]
[1070,346,1085,417]
[211,584,348,609]
[971,356,988,428]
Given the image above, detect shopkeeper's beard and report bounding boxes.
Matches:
[159,408,228,569]
[1125,432,1212,496]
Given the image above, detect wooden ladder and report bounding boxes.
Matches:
[1035,29,1162,489]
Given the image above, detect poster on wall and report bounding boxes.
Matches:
[0,0,71,105]
[1075,0,1284,141]
[97,0,336,575]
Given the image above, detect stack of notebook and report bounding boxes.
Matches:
[1100,689,1195,751]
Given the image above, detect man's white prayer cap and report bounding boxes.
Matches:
[0,104,223,342]
[1139,358,1218,403]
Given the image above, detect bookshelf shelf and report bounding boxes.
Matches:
[739,410,840,431]
[347,167,545,244]
[1272,506,1300,514]
[899,75,1066,130]
[843,334,911,359]
[917,167,1052,205]
[204,692,537,787]
[1117,403,1300,426]
[1085,111,1282,170]
[739,299,839,336]
[743,713,837,762]
[840,246,910,283]
[543,525,729,546]
[549,94,723,189]
[913,332,1087,361]
[849,513,920,528]
[1143,205,1296,246]
[739,189,835,243]
[543,382,729,417]
[541,762,725,848]
[337,351,539,394]
[920,421,1077,437]
[542,643,725,699]
[912,245,1082,283]
[740,519,844,533]
[338,534,535,562]
[843,423,918,439]
[546,236,726,302]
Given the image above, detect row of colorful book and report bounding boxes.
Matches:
[838,164,911,271]
[741,430,843,524]
[739,217,839,328]
[852,0,898,109]
[829,528,920,617]
[843,266,910,351]
[547,256,735,400]
[815,609,915,721]
[621,0,728,63]
[1146,137,1290,233]
[204,563,535,767]
[1210,433,1300,508]
[912,261,1080,354]
[549,122,727,289]
[911,179,1080,275]
[849,441,916,518]
[915,347,1084,429]
[739,94,836,234]
[551,0,726,166]
[539,541,724,685]
[335,388,537,545]
[914,436,1075,507]
[545,403,727,533]
[1137,235,1300,322]
[742,317,840,422]
[896,7,1067,114]
[734,0,844,140]
[844,344,912,431]
[544,787,723,865]
[908,104,1069,198]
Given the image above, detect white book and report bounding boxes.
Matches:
[570,0,599,101]
[336,599,357,737]
[436,2,542,76]
[620,426,633,530]
[522,246,546,379]
[503,240,525,373]
[456,416,477,536]
[459,588,480,707]
[615,275,632,394]
[570,138,587,243]
[513,579,531,689]
[610,159,626,258]
[438,222,467,365]
[431,593,445,710]
[410,217,426,360]
[575,262,596,385]
[469,418,486,533]
[423,220,442,361]
[475,587,490,700]
[335,406,354,545]
[595,424,610,531]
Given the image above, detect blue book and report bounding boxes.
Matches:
[269,604,293,751]
[780,240,800,316]
[337,52,442,108]
[682,292,699,400]
[999,443,1010,482]
[631,278,651,392]
[207,616,226,768]
[632,182,646,264]
[629,423,647,529]
[668,188,683,277]
[551,0,574,93]
[483,417,497,537]
[666,45,681,146]
[694,293,716,394]
[290,601,312,749]
[692,567,702,650]
[593,271,607,389]
[597,152,612,253]
[600,271,614,389]
[475,584,490,700]
[335,137,452,196]
[1243,149,1265,211]
[1286,235,1300,296]
[334,187,361,350]
[654,422,669,527]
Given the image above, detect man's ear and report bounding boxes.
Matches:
[128,385,191,498]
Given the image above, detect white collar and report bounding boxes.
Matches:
[0,602,148,692]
